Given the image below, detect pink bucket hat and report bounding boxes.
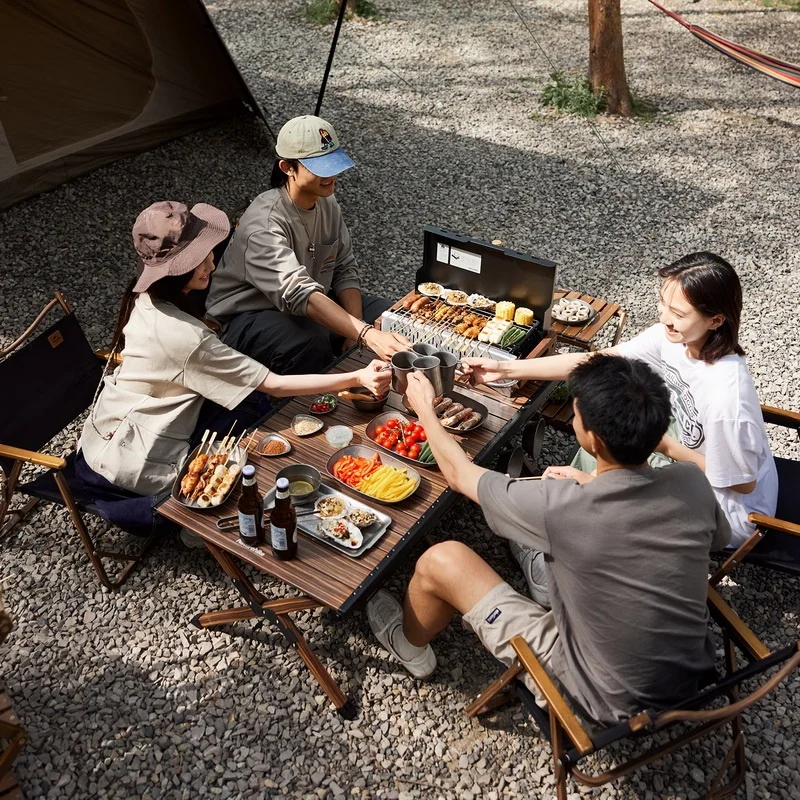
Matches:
[132,201,230,293]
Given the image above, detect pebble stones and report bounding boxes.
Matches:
[0,1,798,799]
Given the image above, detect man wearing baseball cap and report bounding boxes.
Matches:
[206,115,410,374]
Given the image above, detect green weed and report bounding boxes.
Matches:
[540,71,607,117]
[302,0,379,26]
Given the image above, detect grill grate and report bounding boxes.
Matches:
[381,301,541,362]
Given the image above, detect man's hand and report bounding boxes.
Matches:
[357,359,391,396]
[405,372,437,416]
[460,357,506,386]
[364,328,412,360]
[542,465,594,484]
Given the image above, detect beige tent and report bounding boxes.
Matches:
[0,0,267,210]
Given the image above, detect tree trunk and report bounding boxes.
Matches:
[588,0,633,116]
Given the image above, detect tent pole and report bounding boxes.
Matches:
[315,0,349,115]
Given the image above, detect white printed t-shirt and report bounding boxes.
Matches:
[80,295,268,496]
[616,323,778,546]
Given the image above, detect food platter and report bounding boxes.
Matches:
[263,483,391,558]
[550,297,597,325]
[256,433,292,457]
[326,444,421,505]
[171,443,247,511]
[365,412,440,470]
[291,414,324,437]
[404,390,489,433]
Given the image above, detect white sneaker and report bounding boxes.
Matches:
[367,590,437,679]
[180,528,206,549]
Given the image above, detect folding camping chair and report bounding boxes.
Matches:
[466,586,800,799]
[710,404,800,585]
[0,291,155,589]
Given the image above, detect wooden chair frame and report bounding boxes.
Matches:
[710,404,800,586]
[466,586,800,800]
[0,292,155,589]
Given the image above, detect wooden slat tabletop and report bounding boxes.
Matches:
[158,321,555,617]
[548,289,621,346]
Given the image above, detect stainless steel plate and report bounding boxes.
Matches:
[364,411,439,470]
[264,483,391,558]
[171,444,247,511]
[256,433,292,457]
[326,444,422,505]
[405,390,489,433]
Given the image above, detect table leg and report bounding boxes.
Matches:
[194,541,356,719]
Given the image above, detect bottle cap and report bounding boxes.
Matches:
[242,465,255,478]
[276,477,289,491]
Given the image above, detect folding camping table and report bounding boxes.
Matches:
[157,321,557,718]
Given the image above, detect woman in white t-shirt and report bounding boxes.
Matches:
[77,201,390,537]
[464,252,778,550]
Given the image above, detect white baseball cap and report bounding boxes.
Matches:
[275,115,355,178]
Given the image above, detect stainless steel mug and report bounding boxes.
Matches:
[412,342,439,358]
[391,351,416,395]
[432,350,458,396]
[412,355,443,396]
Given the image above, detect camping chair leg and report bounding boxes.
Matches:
[466,663,523,718]
[709,530,764,586]
[0,461,41,542]
[550,708,569,800]
[53,471,153,590]
[706,635,747,800]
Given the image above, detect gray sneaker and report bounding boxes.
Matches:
[367,591,437,679]
[509,541,552,609]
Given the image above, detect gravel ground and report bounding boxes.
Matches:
[1,0,799,798]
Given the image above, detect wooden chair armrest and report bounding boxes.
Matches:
[94,347,122,367]
[0,444,66,470]
[509,635,594,755]
[761,404,800,430]
[707,585,771,661]
[748,512,800,537]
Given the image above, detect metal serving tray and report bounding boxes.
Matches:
[403,390,489,433]
[365,411,439,470]
[326,444,422,505]
[171,443,247,511]
[263,483,391,558]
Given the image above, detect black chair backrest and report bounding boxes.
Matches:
[0,312,103,471]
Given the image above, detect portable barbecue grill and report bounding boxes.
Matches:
[381,227,558,385]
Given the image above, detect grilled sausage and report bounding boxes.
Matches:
[410,296,431,313]
[433,397,455,416]
[455,412,483,431]
[403,294,422,310]
[441,407,474,427]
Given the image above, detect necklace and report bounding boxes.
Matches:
[284,187,318,265]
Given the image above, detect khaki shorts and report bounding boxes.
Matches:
[462,581,562,705]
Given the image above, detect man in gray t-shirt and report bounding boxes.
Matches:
[367,354,730,725]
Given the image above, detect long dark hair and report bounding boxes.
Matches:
[109,272,204,355]
[269,157,299,189]
[658,252,745,364]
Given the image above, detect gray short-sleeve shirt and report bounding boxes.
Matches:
[478,463,731,723]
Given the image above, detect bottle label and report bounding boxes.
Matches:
[238,512,257,539]
[271,524,288,550]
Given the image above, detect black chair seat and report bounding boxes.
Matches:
[774,456,800,525]
[17,453,101,517]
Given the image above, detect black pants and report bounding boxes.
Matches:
[223,294,392,374]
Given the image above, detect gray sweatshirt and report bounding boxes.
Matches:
[206,187,361,325]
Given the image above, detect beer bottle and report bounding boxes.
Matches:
[270,477,297,560]
[237,465,264,547]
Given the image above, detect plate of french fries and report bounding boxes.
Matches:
[171,429,249,510]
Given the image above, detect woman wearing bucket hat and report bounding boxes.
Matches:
[75,200,390,537]
[206,114,411,375]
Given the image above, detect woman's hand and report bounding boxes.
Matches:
[364,328,411,360]
[542,465,594,484]
[405,372,437,415]
[357,359,391,396]
[460,357,505,385]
